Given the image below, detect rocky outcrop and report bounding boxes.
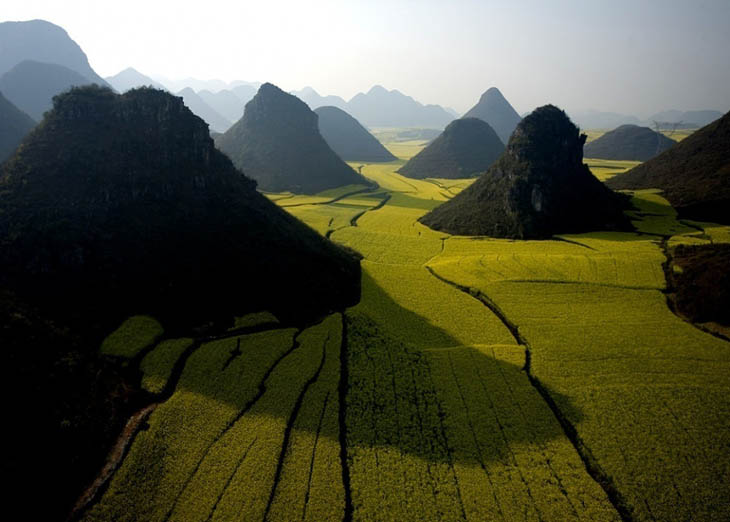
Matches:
[216,83,367,193]
[398,118,504,179]
[420,105,630,238]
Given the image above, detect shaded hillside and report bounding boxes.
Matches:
[420,105,630,238]
[0,19,108,85]
[607,111,730,223]
[0,91,35,161]
[670,244,730,326]
[398,118,504,179]
[347,85,454,128]
[177,87,232,132]
[216,83,367,193]
[0,85,360,324]
[463,87,521,144]
[105,67,166,92]
[0,85,361,520]
[584,124,676,161]
[315,105,396,162]
[0,60,93,120]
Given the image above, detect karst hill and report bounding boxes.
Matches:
[420,105,630,238]
[314,105,396,162]
[584,124,676,161]
[216,83,367,193]
[397,117,504,179]
[0,85,361,324]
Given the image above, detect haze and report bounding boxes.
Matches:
[3,0,729,117]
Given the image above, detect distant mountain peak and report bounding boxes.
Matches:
[463,87,521,144]
[0,19,109,87]
[347,85,453,128]
[367,85,388,95]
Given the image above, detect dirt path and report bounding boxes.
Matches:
[68,403,158,521]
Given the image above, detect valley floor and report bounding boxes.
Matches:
[77,147,730,521]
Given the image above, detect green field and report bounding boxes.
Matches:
[79,135,730,521]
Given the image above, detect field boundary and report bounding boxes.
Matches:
[424,265,635,522]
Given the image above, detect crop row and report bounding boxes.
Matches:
[85,316,346,522]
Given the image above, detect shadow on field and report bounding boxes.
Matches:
[342,271,584,466]
[133,268,584,475]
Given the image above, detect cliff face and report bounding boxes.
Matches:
[420,105,630,238]
[216,83,367,193]
[398,118,504,179]
[0,85,361,325]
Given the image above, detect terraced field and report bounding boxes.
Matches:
[78,137,730,521]
[82,316,346,522]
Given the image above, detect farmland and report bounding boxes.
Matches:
[77,136,730,521]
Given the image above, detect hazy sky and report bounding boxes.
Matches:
[3,0,729,116]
